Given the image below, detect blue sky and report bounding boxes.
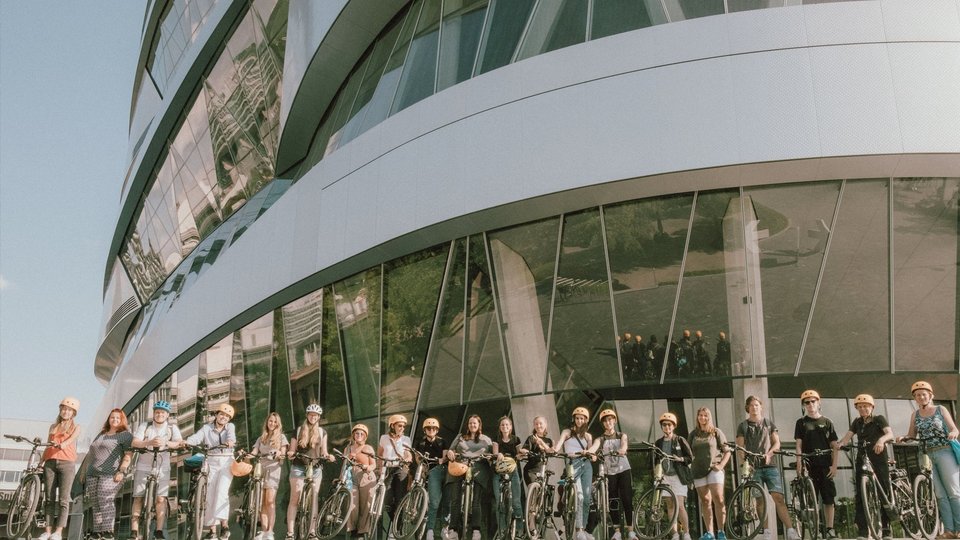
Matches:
[0,2,145,423]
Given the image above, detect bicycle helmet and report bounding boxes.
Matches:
[448,461,468,477]
[598,409,617,422]
[231,461,253,477]
[153,400,173,413]
[853,394,875,407]
[571,407,590,420]
[422,417,440,429]
[306,403,323,415]
[352,423,369,437]
[217,403,235,419]
[911,381,933,395]
[495,456,517,475]
[659,412,678,426]
[60,396,80,412]
[388,414,407,426]
[800,390,820,402]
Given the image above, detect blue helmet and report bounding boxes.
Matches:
[153,400,172,413]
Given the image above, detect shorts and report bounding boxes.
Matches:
[752,466,783,495]
[262,461,282,490]
[808,466,837,505]
[693,470,724,488]
[133,467,171,497]
[663,474,688,498]
[290,464,322,480]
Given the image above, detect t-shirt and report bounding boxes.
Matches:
[450,434,493,457]
[379,434,412,461]
[794,415,838,468]
[496,435,522,458]
[521,435,553,469]
[598,433,631,475]
[850,415,889,460]
[185,422,236,457]
[416,436,447,462]
[134,422,183,471]
[737,418,777,468]
[254,433,289,466]
[87,431,134,477]
[690,428,728,479]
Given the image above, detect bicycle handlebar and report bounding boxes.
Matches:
[776,448,833,458]
[724,442,766,460]
[639,441,685,462]
[4,434,53,447]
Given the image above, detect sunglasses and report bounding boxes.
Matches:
[802,400,817,405]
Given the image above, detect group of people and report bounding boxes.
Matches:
[30,379,959,540]
[617,329,733,380]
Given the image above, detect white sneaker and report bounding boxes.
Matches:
[444,528,459,540]
[50,534,62,540]
[671,534,679,540]
[472,531,481,540]
[576,532,589,540]
[38,534,52,540]
[266,534,275,540]
[427,531,435,540]
[612,532,623,540]
[628,532,638,540]
[762,531,772,540]
[786,529,801,540]
[585,532,596,540]
[254,533,264,540]
[682,534,692,540]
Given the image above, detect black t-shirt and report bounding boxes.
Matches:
[417,435,447,462]
[497,435,522,458]
[794,415,838,468]
[521,434,553,468]
[850,415,889,458]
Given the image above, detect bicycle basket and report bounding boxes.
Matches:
[184,453,205,472]
[892,443,920,479]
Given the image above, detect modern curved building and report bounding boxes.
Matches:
[94,0,959,535]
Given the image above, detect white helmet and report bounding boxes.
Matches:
[306,404,323,415]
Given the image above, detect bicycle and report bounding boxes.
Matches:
[234,449,269,540]
[451,453,495,538]
[778,448,832,540]
[723,443,768,540]
[590,449,620,540]
[391,447,438,540]
[633,442,681,540]
[887,437,940,540]
[493,454,521,540]
[181,443,230,540]
[366,453,403,540]
[133,446,179,540]
[3,434,56,539]
[524,451,560,540]
[315,449,359,540]
[292,453,331,540]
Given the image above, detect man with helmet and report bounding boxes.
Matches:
[736,396,800,540]
[837,394,894,540]
[416,417,448,540]
[131,400,184,539]
[186,402,237,539]
[793,390,840,539]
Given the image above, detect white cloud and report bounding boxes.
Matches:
[0,275,9,290]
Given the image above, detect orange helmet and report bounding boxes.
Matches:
[448,461,468,477]
[230,461,252,477]
[853,394,875,407]
[422,418,440,429]
[659,412,678,426]
[60,396,80,412]
[217,403,235,419]
[911,381,933,395]
[352,424,369,437]
[800,390,820,402]
[388,414,407,426]
[598,409,617,422]
[572,407,590,420]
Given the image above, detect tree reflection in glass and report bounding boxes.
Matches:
[334,268,382,420]
[420,240,467,408]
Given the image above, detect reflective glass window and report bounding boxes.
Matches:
[516,0,588,61]
[175,356,201,439]
[229,331,250,449]
[197,334,236,434]
[320,287,351,424]
[748,182,840,374]
[381,247,446,414]
[421,240,468,408]
[319,59,369,157]
[282,290,324,419]
[892,178,959,371]
[392,0,442,114]
[728,0,790,13]
[146,0,218,94]
[547,209,619,392]
[475,0,535,75]
[334,268,383,420]
[803,180,889,373]
[489,218,561,396]
[591,0,664,40]
[436,0,488,92]
[239,314,274,447]
[663,0,724,21]
[464,235,509,401]
[271,309,295,430]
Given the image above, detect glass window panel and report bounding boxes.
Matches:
[462,398,512,439]
[892,178,959,371]
[239,313,273,449]
[662,0,724,21]
[174,356,201,440]
[516,0,588,61]
[338,18,403,147]
[476,0,536,75]
[605,195,694,384]
[334,268,383,420]
[320,287,351,424]
[320,63,369,157]
[804,180,889,373]
[436,0,488,92]
[591,0,664,40]
[391,0,442,114]
[199,334,237,435]
[421,240,467,408]
[229,331,250,450]
[381,247,447,414]
[416,404,466,447]
[747,182,841,374]
[547,209,619,392]
[271,309,295,430]
[464,235,510,402]
[728,0,788,13]
[283,290,323,419]
[489,218,561,395]
[672,190,747,381]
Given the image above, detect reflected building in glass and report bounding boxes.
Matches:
[95,0,958,536]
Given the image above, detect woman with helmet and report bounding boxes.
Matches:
[248,412,289,540]
[554,406,596,540]
[492,416,524,536]
[185,402,237,539]
[447,414,494,540]
[655,412,693,540]
[85,408,134,540]
[519,416,554,485]
[131,400,184,540]
[587,409,636,540]
[416,417,448,540]
[793,390,840,539]
[286,403,333,540]
[905,381,960,539]
[37,396,82,540]
[380,414,414,531]
[344,424,377,536]
[837,394,894,540]
[689,407,730,540]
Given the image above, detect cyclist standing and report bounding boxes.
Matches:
[690,407,729,540]
[38,396,82,540]
[587,409,636,540]
[655,412,693,540]
[492,416,524,536]
[836,394,894,540]
[519,416,554,486]
[447,414,494,540]
[555,407,595,540]
[735,396,799,540]
[286,403,332,540]
[131,400,184,540]
[85,408,134,540]
[793,390,840,539]
[185,403,237,539]
[250,412,289,540]
[380,414,413,534]
[344,423,376,537]
[416,417,448,540]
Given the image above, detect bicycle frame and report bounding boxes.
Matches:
[294,453,328,540]
[235,450,265,540]
[134,446,178,540]
[634,442,681,540]
[525,452,559,540]
[723,442,768,540]
[3,434,54,539]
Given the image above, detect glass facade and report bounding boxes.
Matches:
[146,0,220,95]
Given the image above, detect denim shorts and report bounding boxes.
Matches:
[753,466,783,494]
[289,464,322,480]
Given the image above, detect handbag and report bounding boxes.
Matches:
[950,439,960,465]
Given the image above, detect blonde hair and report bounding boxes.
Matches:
[51,408,77,436]
[695,407,717,435]
[298,417,321,449]
[260,412,284,450]
[531,416,550,438]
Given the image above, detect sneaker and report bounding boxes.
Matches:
[576,532,589,540]
[761,530,772,540]
[284,534,294,540]
[612,531,622,540]
[220,531,231,540]
[50,534,63,540]
[786,528,801,540]
[716,533,726,540]
[700,533,715,540]
[444,528,459,540]
[824,529,837,540]
[155,531,166,540]
[671,534,680,540]
[254,533,264,540]
[628,532,638,540]
[682,534,691,540]
[38,534,52,540]
[426,531,435,540]
[472,531,482,540]
[203,531,218,540]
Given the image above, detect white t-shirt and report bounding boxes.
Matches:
[133,422,183,471]
[378,434,411,461]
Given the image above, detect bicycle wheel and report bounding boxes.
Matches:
[241,480,264,540]
[893,479,922,540]
[142,478,157,540]
[794,477,819,540]
[393,486,429,540]
[595,480,609,540]
[496,481,513,540]
[725,483,766,540]
[5,474,41,538]
[525,482,547,540]
[317,487,352,540]
[190,476,208,540]
[633,485,677,540]
[913,474,939,540]
[297,486,316,540]
[860,475,883,540]
[563,482,579,540]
